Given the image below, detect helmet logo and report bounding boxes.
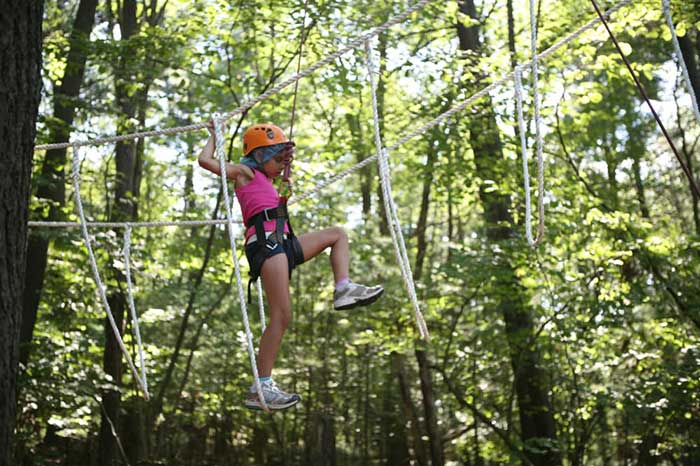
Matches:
[266,128,275,139]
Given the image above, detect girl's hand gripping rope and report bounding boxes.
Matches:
[279,143,295,202]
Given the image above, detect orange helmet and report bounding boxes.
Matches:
[242,124,289,156]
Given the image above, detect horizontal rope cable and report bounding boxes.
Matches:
[34,0,433,152]
[28,219,238,228]
[31,0,631,230]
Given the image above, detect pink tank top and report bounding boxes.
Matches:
[235,169,290,241]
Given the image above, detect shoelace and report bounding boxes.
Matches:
[263,380,286,396]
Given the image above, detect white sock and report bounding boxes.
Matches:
[335,278,351,291]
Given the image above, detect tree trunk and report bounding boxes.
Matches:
[678,31,700,112]
[392,352,429,466]
[98,1,141,463]
[307,411,337,466]
[0,1,43,464]
[375,31,390,235]
[457,3,561,466]
[381,360,411,466]
[414,132,437,280]
[346,112,372,220]
[412,129,444,466]
[677,31,700,232]
[415,348,444,466]
[20,0,98,367]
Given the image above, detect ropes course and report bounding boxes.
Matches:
[28,0,700,400]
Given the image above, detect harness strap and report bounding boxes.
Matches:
[245,203,296,304]
[244,205,288,229]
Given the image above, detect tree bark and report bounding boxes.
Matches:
[415,348,444,466]
[98,1,141,463]
[346,112,372,220]
[392,352,429,466]
[412,128,444,466]
[678,31,700,112]
[381,360,411,466]
[457,2,561,466]
[375,31,390,235]
[20,0,98,367]
[0,1,43,464]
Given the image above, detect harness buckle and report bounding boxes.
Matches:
[262,205,287,222]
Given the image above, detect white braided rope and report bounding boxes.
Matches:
[365,40,429,340]
[34,0,433,152]
[213,116,269,412]
[514,68,534,243]
[257,278,266,333]
[662,0,700,122]
[28,219,239,228]
[291,154,379,204]
[526,0,545,247]
[71,145,150,399]
[33,0,631,232]
[122,225,149,395]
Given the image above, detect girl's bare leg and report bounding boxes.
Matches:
[297,227,349,283]
[257,253,291,377]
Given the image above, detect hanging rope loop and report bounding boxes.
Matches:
[365,40,430,340]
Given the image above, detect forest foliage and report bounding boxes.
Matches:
[15,0,700,465]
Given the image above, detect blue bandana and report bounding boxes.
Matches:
[241,143,288,169]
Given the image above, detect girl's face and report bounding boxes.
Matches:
[262,145,294,179]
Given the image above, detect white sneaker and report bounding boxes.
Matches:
[245,379,301,411]
[333,281,384,310]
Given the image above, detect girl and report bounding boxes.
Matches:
[198,122,384,410]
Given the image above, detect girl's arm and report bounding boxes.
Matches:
[197,125,253,185]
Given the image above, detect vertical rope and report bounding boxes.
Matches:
[288,0,311,140]
[123,224,149,396]
[71,144,149,399]
[514,68,536,245]
[364,40,429,340]
[257,278,266,333]
[528,0,545,247]
[662,0,700,122]
[213,116,269,412]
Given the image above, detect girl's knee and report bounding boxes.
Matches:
[331,226,347,242]
[271,305,292,329]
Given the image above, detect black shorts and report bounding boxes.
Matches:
[244,235,305,281]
